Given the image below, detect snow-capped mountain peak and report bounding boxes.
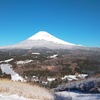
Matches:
[28,31,53,40]
[0,31,79,50]
[28,31,76,45]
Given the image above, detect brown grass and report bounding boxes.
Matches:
[0,79,54,100]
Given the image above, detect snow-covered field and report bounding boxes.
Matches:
[55,91,100,100]
[0,64,25,82]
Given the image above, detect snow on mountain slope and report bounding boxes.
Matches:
[0,31,80,49]
[28,31,76,45]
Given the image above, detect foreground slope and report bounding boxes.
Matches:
[0,79,54,100]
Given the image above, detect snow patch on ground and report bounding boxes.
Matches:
[61,74,88,81]
[62,75,78,81]
[49,54,58,58]
[0,93,32,100]
[0,64,15,75]
[11,74,25,82]
[0,64,25,82]
[0,58,14,63]
[32,52,40,55]
[47,78,56,82]
[16,60,33,64]
[55,91,100,100]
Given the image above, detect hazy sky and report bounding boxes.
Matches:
[0,0,100,47]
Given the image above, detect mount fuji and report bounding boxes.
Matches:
[0,31,81,49]
[28,31,75,45]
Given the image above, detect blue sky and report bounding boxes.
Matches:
[0,0,100,47]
